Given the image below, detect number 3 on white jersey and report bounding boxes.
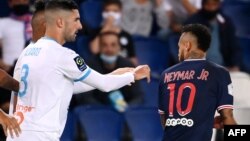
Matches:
[19,64,29,97]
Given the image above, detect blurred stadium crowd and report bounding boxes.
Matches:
[0,0,250,141]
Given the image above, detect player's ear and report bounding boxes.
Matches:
[185,41,191,51]
[56,17,63,28]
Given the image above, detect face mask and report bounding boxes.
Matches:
[100,54,118,64]
[102,11,121,25]
[12,4,30,16]
[201,9,219,20]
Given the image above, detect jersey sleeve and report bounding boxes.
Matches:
[158,72,166,115]
[57,49,91,81]
[216,69,234,111]
[73,81,96,94]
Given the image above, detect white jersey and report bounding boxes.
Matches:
[0,18,26,65]
[13,37,92,135]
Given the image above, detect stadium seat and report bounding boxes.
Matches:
[222,0,250,37]
[64,35,92,61]
[237,37,250,73]
[79,1,103,29]
[75,106,125,141]
[64,41,77,51]
[125,106,163,141]
[133,36,169,75]
[140,79,159,107]
[167,33,180,65]
[60,111,76,141]
[76,35,92,60]
[133,36,168,107]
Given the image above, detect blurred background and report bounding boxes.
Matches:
[0,0,250,141]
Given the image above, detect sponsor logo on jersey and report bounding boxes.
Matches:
[15,104,35,125]
[74,56,87,71]
[165,118,194,127]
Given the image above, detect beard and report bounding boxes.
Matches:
[64,32,76,42]
[63,25,78,42]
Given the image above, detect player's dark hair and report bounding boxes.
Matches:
[99,31,119,40]
[103,0,122,10]
[33,0,45,15]
[202,0,220,6]
[182,24,211,52]
[45,0,78,11]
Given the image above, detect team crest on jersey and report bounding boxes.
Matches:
[74,56,87,71]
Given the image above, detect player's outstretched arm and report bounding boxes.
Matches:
[109,67,134,75]
[0,109,21,138]
[73,67,134,94]
[133,65,151,83]
[109,66,151,82]
[73,82,96,94]
[81,65,150,93]
[73,65,150,94]
[0,69,19,92]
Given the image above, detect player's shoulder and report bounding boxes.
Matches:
[0,17,11,23]
[160,62,184,81]
[36,38,61,47]
[162,62,185,74]
[60,46,77,56]
[0,18,10,28]
[206,61,229,74]
[19,42,34,57]
[0,17,20,25]
[36,38,72,53]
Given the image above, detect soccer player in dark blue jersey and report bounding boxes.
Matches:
[158,24,237,141]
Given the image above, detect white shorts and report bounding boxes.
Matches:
[6,130,60,141]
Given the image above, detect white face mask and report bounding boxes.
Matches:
[102,11,121,26]
[100,54,118,64]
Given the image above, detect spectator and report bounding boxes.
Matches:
[0,0,32,72]
[120,0,170,37]
[89,0,138,65]
[75,32,144,111]
[162,0,201,65]
[166,0,202,33]
[185,0,241,71]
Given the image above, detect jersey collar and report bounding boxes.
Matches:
[184,58,206,61]
[42,36,59,44]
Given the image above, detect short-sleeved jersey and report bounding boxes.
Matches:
[13,37,91,135]
[158,59,233,141]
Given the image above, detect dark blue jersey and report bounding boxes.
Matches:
[158,59,233,141]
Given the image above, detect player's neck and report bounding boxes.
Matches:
[45,30,65,45]
[187,51,206,60]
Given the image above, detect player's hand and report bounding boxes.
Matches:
[133,65,151,83]
[213,116,224,129]
[0,110,21,138]
[110,67,135,75]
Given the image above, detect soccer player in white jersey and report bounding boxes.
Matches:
[7,0,150,140]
